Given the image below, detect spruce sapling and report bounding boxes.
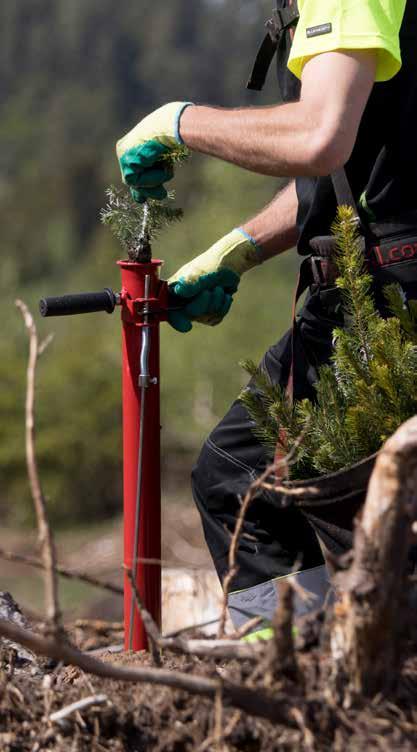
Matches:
[101,147,188,261]
[101,187,183,262]
[241,206,417,478]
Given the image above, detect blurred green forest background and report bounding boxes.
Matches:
[0,0,299,527]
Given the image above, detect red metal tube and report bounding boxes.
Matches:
[118,260,168,651]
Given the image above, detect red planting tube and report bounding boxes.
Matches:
[118,260,168,651]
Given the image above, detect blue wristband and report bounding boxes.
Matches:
[175,102,194,144]
[236,227,264,262]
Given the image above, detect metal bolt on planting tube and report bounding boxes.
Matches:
[39,258,169,651]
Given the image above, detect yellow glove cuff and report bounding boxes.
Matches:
[169,228,262,287]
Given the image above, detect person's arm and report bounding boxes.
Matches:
[241,180,299,260]
[167,182,299,332]
[179,50,376,178]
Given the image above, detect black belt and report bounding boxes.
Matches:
[306,228,417,290]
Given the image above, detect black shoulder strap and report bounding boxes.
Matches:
[331,168,362,226]
[247,2,300,91]
[247,34,279,92]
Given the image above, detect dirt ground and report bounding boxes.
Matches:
[1,501,417,750]
[1,618,417,752]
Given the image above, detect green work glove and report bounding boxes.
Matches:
[168,228,262,333]
[116,101,193,203]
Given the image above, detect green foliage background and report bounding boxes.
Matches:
[0,0,298,525]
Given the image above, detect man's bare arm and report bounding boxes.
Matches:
[242,181,299,260]
[180,50,376,177]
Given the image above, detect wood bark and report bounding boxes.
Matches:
[266,581,297,685]
[332,415,417,697]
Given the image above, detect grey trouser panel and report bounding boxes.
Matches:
[227,564,329,630]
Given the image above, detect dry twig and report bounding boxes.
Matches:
[198,709,242,752]
[216,427,312,640]
[260,482,320,497]
[124,568,263,661]
[165,617,220,637]
[74,620,124,632]
[49,695,109,724]
[125,565,266,662]
[229,616,263,640]
[266,581,298,685]
[15,299,62,636]
[214,683,224,750]
[125,568,161,665]
[216,463,274,638]
[0,619,296,725]
[0,548,123,596]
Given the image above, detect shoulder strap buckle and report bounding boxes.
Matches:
[266,5,300,42]
[247,3,300,91]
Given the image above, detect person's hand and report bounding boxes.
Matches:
[167,228,262,332]
[116,102,192,203]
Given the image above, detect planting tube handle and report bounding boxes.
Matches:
[39,288,117,317]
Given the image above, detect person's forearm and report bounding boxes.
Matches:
[180,102,323,178]
[242,181,299,260]
[179,51,376,179]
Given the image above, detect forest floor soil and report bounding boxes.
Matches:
[1,619,417,751]
[1,501,417,750]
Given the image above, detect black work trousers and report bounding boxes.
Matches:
[191,284,345,626]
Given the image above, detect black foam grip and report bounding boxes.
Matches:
[39,288,116,317]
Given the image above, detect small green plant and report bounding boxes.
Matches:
[100,187,183,262]
[240,206,417,478]
[101,146,188,261]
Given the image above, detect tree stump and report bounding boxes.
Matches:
[331,415,417,698]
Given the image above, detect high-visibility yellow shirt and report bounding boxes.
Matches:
[288,0,407,82]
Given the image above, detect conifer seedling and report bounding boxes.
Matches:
[101,188,183,262]
[240,206,417,478]
[101,147,188,262]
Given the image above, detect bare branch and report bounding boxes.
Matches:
[15,299,62,635]
[260,481,320,497]
[198,708,241,752]
[217,472,267,639]
[0,548,123,596]
[267,581,298,684]
[125,568,161,665]
[49,694,108,724]
[125,567,264,662]
[38,333,54,357]
[0,619,295,725]
[287,575,317,606]
[217,452,296,639]
[100,570,263,662]
[164,638,262,662]
[164,617,220,638]
[229,616,263,640]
